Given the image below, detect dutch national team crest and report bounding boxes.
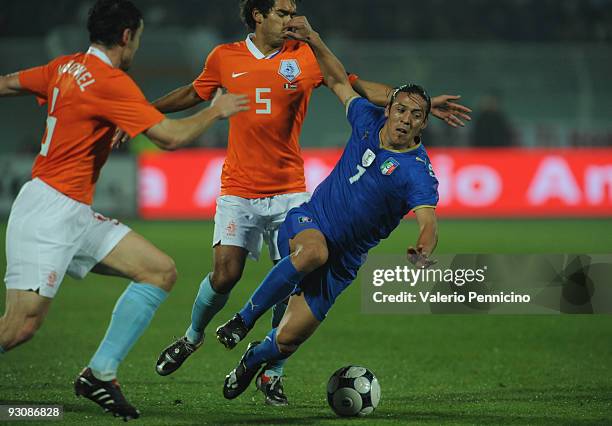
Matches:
[380,158,400,175]
[278,59,301,83]
[362,149,376,167]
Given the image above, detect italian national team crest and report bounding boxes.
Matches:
[380,158,400,175]
[278,59,301,83]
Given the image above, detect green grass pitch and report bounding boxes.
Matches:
[1,219,611,425]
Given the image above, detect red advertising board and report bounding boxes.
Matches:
[139,148,612,219]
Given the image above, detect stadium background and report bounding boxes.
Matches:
[1,1,611,424]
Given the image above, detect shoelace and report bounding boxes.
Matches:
[268,376,284,395]
[183,340,198,354]
[172,337,197,354]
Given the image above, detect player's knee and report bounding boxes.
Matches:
[0,319,17,350]
[13,317,43,347]
[298,243,328,272]
[142,255,177,292]
[210,266,242,294]
[158,257,178,291]
[16,325,36,345]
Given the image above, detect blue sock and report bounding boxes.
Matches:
[0,345,5,354]
[239,257,305,329]
[185,273,229,344]
[265,302,288,376]
[245,329,287,369]
[271,301,287,329]
[89,282,167,381]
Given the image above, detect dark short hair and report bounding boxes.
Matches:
[239,0,297,31]
[390,84,432,116]
[87,0,142,47]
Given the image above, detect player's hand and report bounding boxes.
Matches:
[407,245,437,269]
[111,127,130,149]
[211,88,249,119]
[283,16,316,42]
[431,94,472,128]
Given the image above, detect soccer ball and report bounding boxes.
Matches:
[326,365,381,417]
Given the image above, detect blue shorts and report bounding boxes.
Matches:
[278,206,354,322]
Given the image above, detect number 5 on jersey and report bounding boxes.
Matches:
[256,88,271,115]
[41,87,60,157]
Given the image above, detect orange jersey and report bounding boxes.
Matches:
[193,37,325,198]
[19,48,164,205]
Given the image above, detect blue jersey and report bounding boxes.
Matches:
[301,97,439,272]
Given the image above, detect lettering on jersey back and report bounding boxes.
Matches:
[58,60,96,92]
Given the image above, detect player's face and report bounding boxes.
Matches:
[383,92,429,149]
[120,20,144,71]
[260,0,297,48]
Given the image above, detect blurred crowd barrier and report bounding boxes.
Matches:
[138,148,612,219]
[1,30,611,154]
[139,148,612,219]
[0,155,136,218]
[2,148,611,219]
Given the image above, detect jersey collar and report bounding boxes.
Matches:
[245,34,281,59]
[86,46,113,67]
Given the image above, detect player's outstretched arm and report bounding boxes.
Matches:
[112,83,207,148]
[0,73,26,97]
[351,79,393,107]
[145,89,248,151]
[407,207,438,269]
[430,95,472,128]
[284,17,359,106]
[152,84,204,114]
[353,80,472,127]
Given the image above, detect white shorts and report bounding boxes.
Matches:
[4,178,131,298]
[213,192,311,261]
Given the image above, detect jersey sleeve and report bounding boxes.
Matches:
[404,165,439,212]
[306,46,325,88]
[18,59,58,105]
[313,65,325,88]
[397,157,439,211]
[99,74,165,138]
[346,97,384,131]
[192,46,222,101]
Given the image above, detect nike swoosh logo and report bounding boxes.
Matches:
[232,72,248,78]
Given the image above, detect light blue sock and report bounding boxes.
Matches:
[239,256,305,329]
[0,345,5,354]
[245,328,288,369]
[89,282,167,381]
[265,302,288,377]
[185,274,229,344]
